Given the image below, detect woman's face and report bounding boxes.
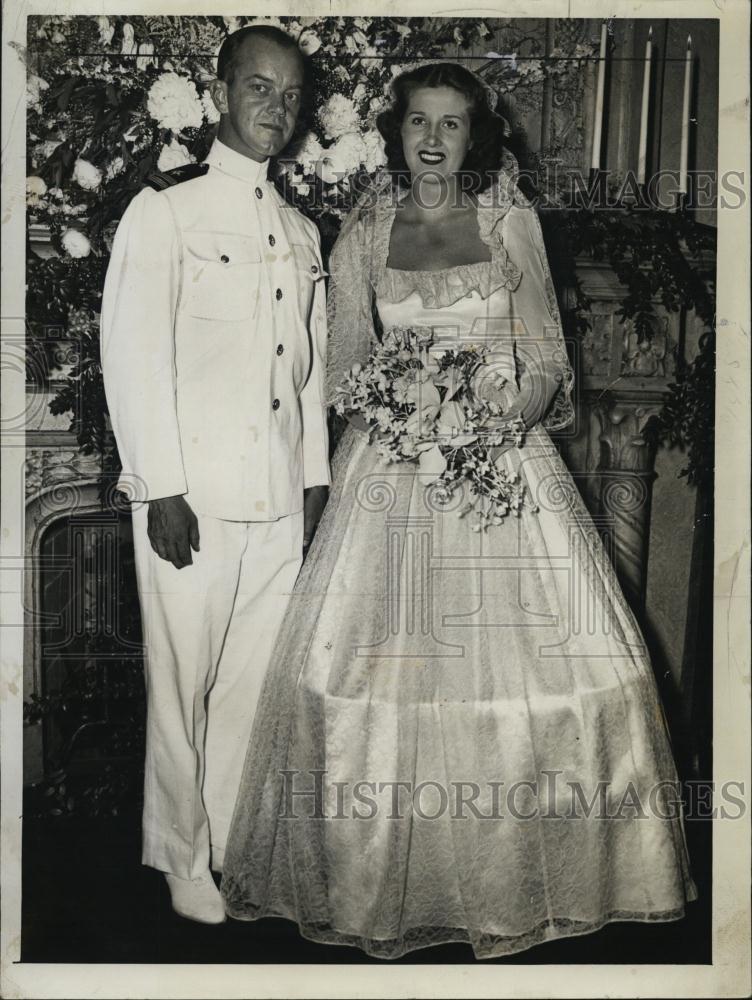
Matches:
[400,85,473,188]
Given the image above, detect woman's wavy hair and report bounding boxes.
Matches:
[376,62,506,194]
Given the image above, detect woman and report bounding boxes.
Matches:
[221,63,697,959]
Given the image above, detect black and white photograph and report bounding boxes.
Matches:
[1,3,749,998]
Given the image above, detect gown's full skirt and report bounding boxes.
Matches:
[221,423,698,959]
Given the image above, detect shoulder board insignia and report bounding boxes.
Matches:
[144,162,209,192]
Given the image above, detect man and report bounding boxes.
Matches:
[101,26,330,924]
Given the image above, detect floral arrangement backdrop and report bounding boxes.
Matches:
[22,14,602,474]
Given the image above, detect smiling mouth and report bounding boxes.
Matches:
[259,123,284,132]
[418,151,446,165]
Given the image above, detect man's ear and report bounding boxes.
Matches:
[209,79,228,116]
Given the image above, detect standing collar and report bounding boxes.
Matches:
[204,139,270,184]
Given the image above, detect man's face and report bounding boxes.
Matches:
[211,37,304,161]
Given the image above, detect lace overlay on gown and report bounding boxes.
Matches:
[221,175,697,960]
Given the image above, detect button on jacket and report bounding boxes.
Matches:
[101,139,331,521]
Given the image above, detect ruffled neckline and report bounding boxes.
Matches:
[372,177,524,309]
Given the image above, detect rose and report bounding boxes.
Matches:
[147,72,204,133]
[26,176,47,207]
[72,158,103,191]
[318,94,361,139]
[61,229,91,258]
[157,138,195,172]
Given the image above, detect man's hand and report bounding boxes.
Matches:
[147,495,200,569]
[303,485,329,553]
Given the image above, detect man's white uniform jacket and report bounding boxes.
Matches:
[101,139,330,521]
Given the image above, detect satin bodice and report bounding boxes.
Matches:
[376,267,515,347]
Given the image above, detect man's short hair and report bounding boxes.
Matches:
[217,25,302,83]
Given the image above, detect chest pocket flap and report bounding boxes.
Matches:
[181,232,262,321]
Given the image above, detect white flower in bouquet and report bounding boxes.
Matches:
[223,17,243,33]
[157,138,196,172]
[26,176,47,207]
[27,74,49,112]
[297,28,322,56]
[318,94,361,139]
[202,90,221,125]
[316,133,366,185]
[290,178,311,197]
[105,156,125,181]
[61,229,91,258]
[96,16,114,45]
[361,129,386,172]
[72,158,103,191]
[295,132,325,174]
[147,72,204,133]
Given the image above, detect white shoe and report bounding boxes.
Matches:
[165,870,226,924]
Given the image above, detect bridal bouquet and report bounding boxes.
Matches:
[332,328,538,531]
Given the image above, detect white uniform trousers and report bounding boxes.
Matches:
[130,503,303,879]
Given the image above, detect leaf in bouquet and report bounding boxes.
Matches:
[405,409,437,436]
[418,444,447,479]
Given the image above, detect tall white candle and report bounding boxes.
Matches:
[637,26,652,185]
[591,21,608,171]
[679,35,692,194]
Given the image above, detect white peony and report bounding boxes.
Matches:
[297,28,321,56]
[202,90,221,125]
[157,138,195,172]
[318,94,361,139]
[61,229,91,258]
[295,132,324,174]
[316,132,366,184]
[72,158,103,191]
[147,72,204,133]
[361,129,387,172]
[26,176,47,206]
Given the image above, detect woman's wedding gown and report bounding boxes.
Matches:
[220,176,697,960]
